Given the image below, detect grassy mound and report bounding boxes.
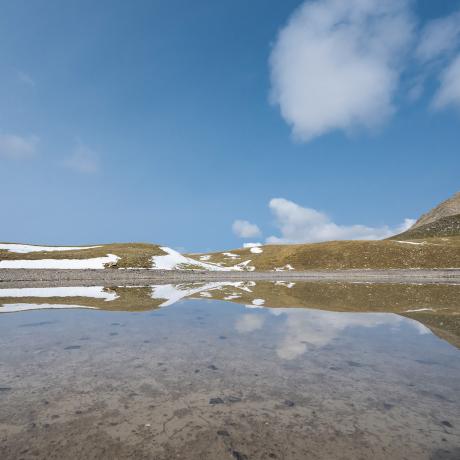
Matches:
[0,243,166,269]
[191,237,460,270]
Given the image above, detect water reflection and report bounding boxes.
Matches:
[0,288,459,459]
[1,281,459,347]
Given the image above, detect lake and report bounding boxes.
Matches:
[0,281,459,459]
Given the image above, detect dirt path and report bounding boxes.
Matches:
[0,268,459,287]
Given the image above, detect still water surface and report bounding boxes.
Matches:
[0,282,459,459]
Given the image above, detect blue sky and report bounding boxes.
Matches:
[1,0,459,252]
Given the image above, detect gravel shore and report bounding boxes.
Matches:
[0,268,459,287]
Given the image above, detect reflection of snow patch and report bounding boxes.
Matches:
[151,281,256,307]
[275,281,295,288]
[0,243,101,254]
[0,303,96,313]
[0,254,119,269]
[0,286,118,301]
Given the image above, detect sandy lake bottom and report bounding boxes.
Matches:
[0,283,459,460]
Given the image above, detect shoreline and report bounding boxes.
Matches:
[1,268,459,287]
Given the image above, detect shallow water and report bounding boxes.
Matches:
[0,282,459,459]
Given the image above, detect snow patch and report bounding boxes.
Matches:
[0,243,101,254]
[0,254,120,269]
[222,252,240,259]
[273,264,294,271]
[152,247,231,271]
[233,260,255,271]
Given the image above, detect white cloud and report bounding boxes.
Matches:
[269,0,414,142]
[416,8,460,111]
[232,219,262,238]
[432,54,460,111]
[0,134,38,159]
[266,198,414,243]
[416,9,460,62]
[65,143,99,174]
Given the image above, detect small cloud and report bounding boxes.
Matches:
[269,0,414,142]
[65,143,100,174]
[232,219,262,238]
[0,134,39,159]
[416,8,460,112]
[265,198,413,243]
[432,54,460,111]
[17,71,35,87]
[416,9,460,63]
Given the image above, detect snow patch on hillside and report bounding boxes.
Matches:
[0,243,101,254]
[152,247,231,271]
[0,254,120,269]
[222,252,240,259]
[273,264,294,271]
[152,247,254,271]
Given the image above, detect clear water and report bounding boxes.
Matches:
[0,282,459,460]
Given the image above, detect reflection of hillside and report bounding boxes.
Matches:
[1,281,459,347]
[0,286,164,312]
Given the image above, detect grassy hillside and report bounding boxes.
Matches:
[0,243,165,269]
[190,237,460,270]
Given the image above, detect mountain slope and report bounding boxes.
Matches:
[411,191,460,229]
[390,214,460,240]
